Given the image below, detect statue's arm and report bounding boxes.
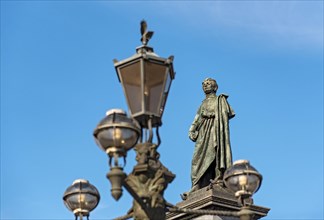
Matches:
[188,107,201,142]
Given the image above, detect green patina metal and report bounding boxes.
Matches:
[189,78,235,192]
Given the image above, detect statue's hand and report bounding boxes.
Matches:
[189,130,198,142]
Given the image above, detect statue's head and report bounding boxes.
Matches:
[202,78,218,94]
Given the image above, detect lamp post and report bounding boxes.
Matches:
[63,20,269,220]
[92,20,176,220]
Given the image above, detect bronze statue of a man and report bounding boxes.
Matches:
[189,78,235,192]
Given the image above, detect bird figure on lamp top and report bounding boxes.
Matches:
[140,20,154,46]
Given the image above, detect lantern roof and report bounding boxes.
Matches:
[114,45,175,83]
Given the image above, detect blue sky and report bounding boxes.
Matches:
[1,1,323,220]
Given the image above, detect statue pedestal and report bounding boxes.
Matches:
[166,184,270,220]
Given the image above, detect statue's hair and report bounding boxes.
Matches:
[203,78,218,92]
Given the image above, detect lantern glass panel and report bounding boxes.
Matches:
[160,70,171,115]
[226,173,261,194]
[64,193,98,211]
[96,127,139,152]
[119,61,142,115]
[144,61,168,116]
[245,174,261,194]
[226,174,240,192]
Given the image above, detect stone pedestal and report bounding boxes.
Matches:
[166,184,270,220]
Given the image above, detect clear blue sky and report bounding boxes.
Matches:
[1,1,323,220]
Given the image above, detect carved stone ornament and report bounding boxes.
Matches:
[121,142,175,220]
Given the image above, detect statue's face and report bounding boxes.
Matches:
[202,79,217,94]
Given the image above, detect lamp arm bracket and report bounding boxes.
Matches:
[122,179,151,215]
[156,126,161,148]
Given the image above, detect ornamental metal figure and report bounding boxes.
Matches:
[188,78,235,193]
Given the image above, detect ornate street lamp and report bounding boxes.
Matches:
[224,159,263,206]
[113,20,175,130]
[92,20,176,220]
[63,179,100,220]
[93,109,140,200]
[93,109,141,166]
